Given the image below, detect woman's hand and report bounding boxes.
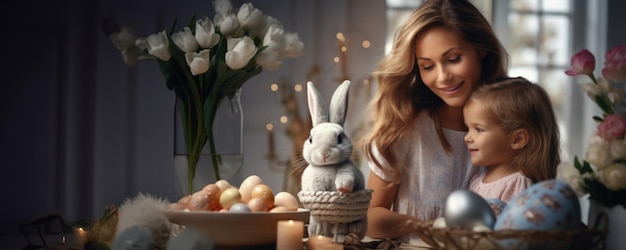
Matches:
[366,172,417,239]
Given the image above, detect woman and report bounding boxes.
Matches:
[362,0,509,241]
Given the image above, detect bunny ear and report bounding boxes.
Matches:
[329,80,351,126]
[307,81,329,126]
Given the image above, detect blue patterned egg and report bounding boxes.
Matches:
[485,198,507,217]
[494,179,581,249]
[494,179,580,231]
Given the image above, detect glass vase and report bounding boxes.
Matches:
[174,88,244,196]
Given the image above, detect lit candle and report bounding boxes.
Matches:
[72,227,88,249]
[266,123,275,159]
[276,220,303,250]
[307,235,342,250]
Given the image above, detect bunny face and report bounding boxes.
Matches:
[303,123,353,166]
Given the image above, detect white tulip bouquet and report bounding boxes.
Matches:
[104,0,304,195]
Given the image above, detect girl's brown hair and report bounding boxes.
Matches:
[466,77,561,182]
[362,0,509,182]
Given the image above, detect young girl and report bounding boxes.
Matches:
[362,0,509,241]
[464,77,560,203]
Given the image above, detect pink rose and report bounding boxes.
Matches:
[565,49,596,76]
[598,114,626,140]
[602,45,626,82]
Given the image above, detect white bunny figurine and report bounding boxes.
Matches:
[301,80,366,240]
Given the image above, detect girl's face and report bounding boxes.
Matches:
[463,100,515,169]
[415,27,483,108]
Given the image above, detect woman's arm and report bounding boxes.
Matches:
[366,171,417,239]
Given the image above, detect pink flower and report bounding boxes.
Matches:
[598,114,626,140]
[602,45,626,82]
[565,49,596,76]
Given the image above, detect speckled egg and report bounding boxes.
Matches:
[494,180,581,249]
[250,184,275,209]
[202,184,223,211]
[247,197,268,212]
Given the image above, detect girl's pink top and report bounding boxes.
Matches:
[469,171,533,203]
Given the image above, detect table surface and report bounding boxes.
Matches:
[317,236,432,250]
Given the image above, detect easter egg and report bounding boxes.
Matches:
[177,195,192,207]
[214,179,232,192]
[269,206,289,213]
[250,184,275,209]
[247,197,268,212]
[273,192,299,211]
[229,202,251,213]
[239,175,264,202]
[444,190,496,229]
[188,190,210,211]
[219,187,242,210]
[202,184,223,211]
[485,198,507,217]
[494,179,581,231]
[494,179,581,249]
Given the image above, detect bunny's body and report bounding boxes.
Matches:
[300,80,366,241]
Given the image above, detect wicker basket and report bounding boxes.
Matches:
[405,213,608,250]
[298,189,373,224]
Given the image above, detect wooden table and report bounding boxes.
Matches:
[305,234,432,250]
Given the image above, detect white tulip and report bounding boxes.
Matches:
[172,27,199,53]
[256,50,282,71]
[284,32,304,58]
[195,17,221,49]
[237,3,264,30]
[255,25,287,70]
[254,15,281,39]
[121,46,144,66]
[146,30,171,61]
[213,0,233,16]
[110,26,137,51]
[185,50,211,76]
[225,37,257,70]
[219,14,240,37]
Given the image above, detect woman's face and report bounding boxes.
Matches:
[414,27,483,108]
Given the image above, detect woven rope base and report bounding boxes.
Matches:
[298,189,373,224]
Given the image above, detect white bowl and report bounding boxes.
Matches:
[163,208,310,247]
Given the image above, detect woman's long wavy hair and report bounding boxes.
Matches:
[362,0,509,183]
[466,77,561,183]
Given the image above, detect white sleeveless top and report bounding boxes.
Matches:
[369,111,476,222]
